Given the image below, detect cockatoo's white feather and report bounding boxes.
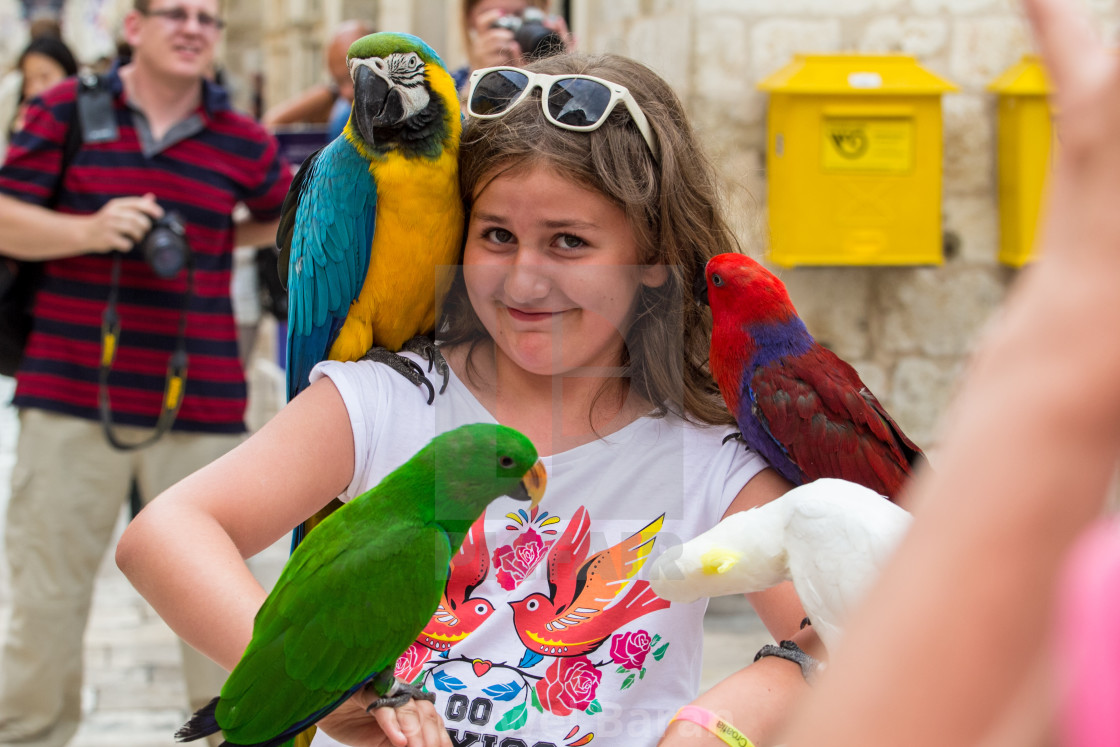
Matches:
[648,478,912,650]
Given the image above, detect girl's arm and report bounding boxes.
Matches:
[118,375,451,746]
[116,375,355,669]
[659,466,819,747]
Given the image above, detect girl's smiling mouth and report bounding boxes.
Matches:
[505,306,562,323]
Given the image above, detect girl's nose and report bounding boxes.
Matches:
[504,251,550,303]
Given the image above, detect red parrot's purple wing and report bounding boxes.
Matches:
[750,346,923,501]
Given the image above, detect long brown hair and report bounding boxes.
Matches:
[443,53,738,426]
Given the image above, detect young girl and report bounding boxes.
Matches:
[117,52,816,747]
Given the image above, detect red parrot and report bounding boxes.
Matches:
[510,507,669,658]
[702,253,924,502]
[416,518,495,653]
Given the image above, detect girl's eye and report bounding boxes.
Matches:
[556,234,585,251]
[482,227,515,245]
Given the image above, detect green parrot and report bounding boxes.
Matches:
[176,424,547,747]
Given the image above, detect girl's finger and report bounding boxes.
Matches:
[393,703,424,745]
[370,707,406,746]
[418,702,450,747]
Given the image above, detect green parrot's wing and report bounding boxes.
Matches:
[215,510,452,743]
[281,134,378,401]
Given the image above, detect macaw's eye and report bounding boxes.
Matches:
[711,273,724,287]
[499,455,515,469]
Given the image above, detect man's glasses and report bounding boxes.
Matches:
[143,7,226,32]
[467,67,660,161]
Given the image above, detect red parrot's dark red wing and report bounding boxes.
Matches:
[750,345,923,501]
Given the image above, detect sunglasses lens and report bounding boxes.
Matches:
[471,70,531,116]
[547,78,613,128]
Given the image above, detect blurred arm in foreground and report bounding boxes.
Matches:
[782,1,1120,745]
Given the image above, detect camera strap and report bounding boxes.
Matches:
[98,252,192,451]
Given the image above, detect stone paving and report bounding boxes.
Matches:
[0,331,771,744]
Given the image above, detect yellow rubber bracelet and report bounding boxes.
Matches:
[671,705,756,747]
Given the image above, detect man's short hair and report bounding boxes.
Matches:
[133,1,224,13]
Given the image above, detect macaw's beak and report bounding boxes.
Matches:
[512,460,547,508]
[353,64,405,140]
[693,264,710,306]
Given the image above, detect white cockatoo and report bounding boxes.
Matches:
[648,478,912,650]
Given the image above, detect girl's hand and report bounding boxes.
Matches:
[316,692,451,747]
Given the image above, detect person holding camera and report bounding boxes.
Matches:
[451,0,573,94]
[0,1,291,745]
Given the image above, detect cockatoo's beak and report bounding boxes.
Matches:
[700,548,741,575]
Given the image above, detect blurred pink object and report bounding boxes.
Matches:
[1059,516,1120,747]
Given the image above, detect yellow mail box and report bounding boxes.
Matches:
[759,54,958,266]
[988,55,1053,267]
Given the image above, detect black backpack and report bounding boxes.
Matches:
[0,75,103,377]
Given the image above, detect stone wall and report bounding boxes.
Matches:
[570,0,1118,450]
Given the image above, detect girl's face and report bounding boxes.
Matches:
[21,52,68,100]
[464,164,666,378]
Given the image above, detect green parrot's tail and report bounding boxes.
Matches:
[176,696,220,742]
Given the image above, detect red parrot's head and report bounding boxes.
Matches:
[705,253,796,327]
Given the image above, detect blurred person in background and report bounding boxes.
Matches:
[261,19,373,140]
[0,0,291,744]
[451,0,573,94]
[7,35,78,139]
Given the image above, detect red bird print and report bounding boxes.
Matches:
[702,252,924,501]
[416,518,495,652]
[510,507,669,658]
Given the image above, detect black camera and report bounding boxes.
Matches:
[138,212,190,279]
[492,7,564,61]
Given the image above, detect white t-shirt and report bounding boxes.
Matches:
[309,355,767,747]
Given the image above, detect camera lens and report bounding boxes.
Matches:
[516,23,563,60]
[139,214,189,279]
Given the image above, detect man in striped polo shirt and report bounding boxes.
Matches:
[0,1,292,744]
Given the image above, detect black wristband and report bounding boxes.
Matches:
[753,639,821,682]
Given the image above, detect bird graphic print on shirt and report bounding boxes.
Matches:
[393,505,673,745]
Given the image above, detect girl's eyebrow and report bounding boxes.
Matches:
[470,211,506,224]
[541,219,597,231]
[472,211,596,232]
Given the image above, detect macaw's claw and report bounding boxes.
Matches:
[722,430,744,446]
[401,335,450,397]
[364,675,436,712]
[360,345,435,404]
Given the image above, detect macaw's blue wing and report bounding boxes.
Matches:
[280,135,377,401]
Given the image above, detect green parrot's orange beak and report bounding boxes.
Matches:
[521,460,547,508]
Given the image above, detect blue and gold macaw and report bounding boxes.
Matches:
[278,32,463,407]
[277,32,463,550]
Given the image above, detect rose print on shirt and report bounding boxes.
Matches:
[493,527,551,590]
[611,629,651,670]
[534,655,602,716]
[493,506,560,590]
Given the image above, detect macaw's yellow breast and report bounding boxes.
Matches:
[329,148,464,361]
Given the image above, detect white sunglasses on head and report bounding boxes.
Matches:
[467,66,660,161]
